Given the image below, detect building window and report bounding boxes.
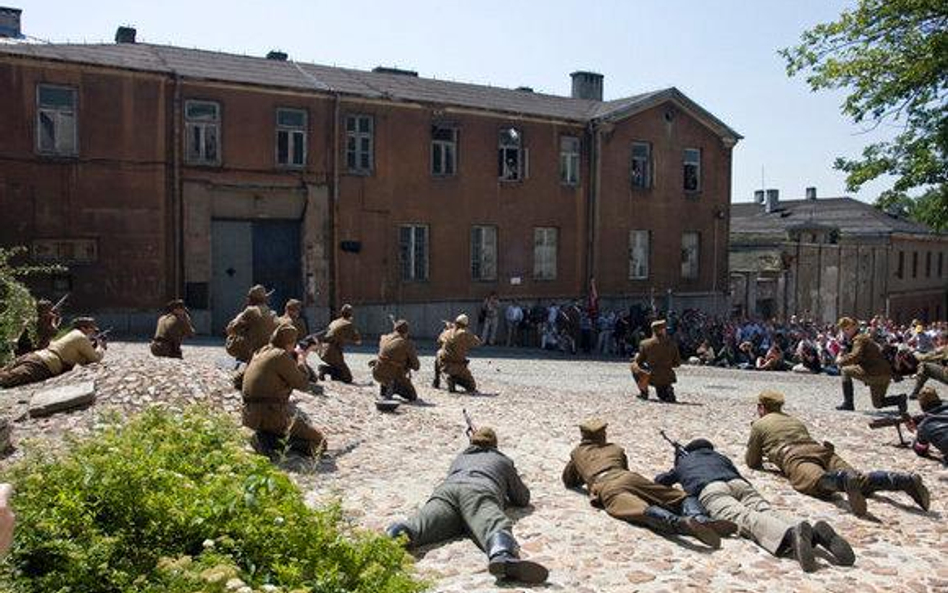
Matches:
[398,225,428,281]
[346,114,374,173]
[681,231,700,279]
[498,127,525,181]
[431,125,457,176]
[897,251,904,279]
[533,227,558,280]
[185,100,220,165]
[36,84,77,155]
[560,136,580,185]
[471,225,498,281]
[276,108,306,167]
[631,142,651,189]
[925,251,932,277]
[939,252,944,277]
[683,148,701,192]
[628,230,650,279]
[912,251,918,278]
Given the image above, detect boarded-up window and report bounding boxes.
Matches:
[471,225,498,281]
[185,100,220,165]
[629,230,649,279]
[37,84,77,155]
[533,227,558,280]
[399,225,428,281]
[681,231,700,279]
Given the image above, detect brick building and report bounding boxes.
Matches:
[0,21,741,336]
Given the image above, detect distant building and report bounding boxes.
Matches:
[730,189,947,323]
[0,17,742,336]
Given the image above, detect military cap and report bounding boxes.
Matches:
[455,314,470,327]
[758,390,785,410]
[270,324,299,348]
[579,418,608,437]
[651,319,667,331]
[394,319,409,334]
[285,298,303,310]
[917,387,942,412]
[470,427,497,448]
[72,316,99,332]
[837,316,857,330]
[248,284,273,301]
[340,303,354,317]
[165,298,186,312]
[684,438,714,452]
[36,299,53,311]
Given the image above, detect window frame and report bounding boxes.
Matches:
[275,107,307,169]
[912,251,918,278]
[681,231,701,279]
[631,141,652,190]
[431,123,458,177]
[498,127,525,182]
[628,230,650,280]
[897,250,905,279]
[184,99,221,166]
[559,135,580,186]
[533,227,558,281]
[683,147,702,193]
[398,224,429,282]
[470,225,498,282]
[345,114,374,175]
[36,83,78,156]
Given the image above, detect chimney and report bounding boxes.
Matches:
[805,186,817,200]
[754,189,765,205]
[266,50,288,61]
[570,71,603,101]
[0,6,22,38]
[515,86,534,93]
[115,26,136,43]
[765,189,780,213]
[372,66,418,77]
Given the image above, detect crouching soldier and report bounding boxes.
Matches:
[562,419,731,549]
[630,319,681,402]
[909,387,948,465]
[746,390,929,517]
[386,427,548,584]
[656,438,854,572]
[371,319,420,401]
[241,325,325,458]
[433,314,481,393]
[150,299,195,358]
[317,304,361,383]
[1,317,105,389]
[225,285,278,364]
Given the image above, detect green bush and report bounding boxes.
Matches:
[0,407,427,593]
[0,246,66,366]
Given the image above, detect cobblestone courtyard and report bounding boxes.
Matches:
[2,341,946,592]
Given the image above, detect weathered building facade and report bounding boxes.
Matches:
[730,191,947,324]
[0,24,740,336]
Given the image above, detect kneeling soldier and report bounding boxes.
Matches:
[241,325,325,457]
[150,299,195,359]
[562,419,728,548]
[433,314,481,393]
[746,390,929,516]
[910,387,948,465]
[1,317,105,389]
[631,319,681,402]
[386,427,548,584]
[317,304,361,383]
[836,317,905,412]
[372,319,420,401]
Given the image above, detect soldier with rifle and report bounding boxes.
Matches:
[371,317,420,402]
[910,331,947,399]
[385,414,548,584]
[14,294,65,356]
[433,314,481,393]
[316,304,361,383]
[150,299,195,359]
[1,317,106,388]
[225,285,278,364]
[630,319,681,402]
[655,431,854,572]
[908,387,948,465]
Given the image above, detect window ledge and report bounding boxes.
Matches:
[36,152,78,160]
[184,162,223,169]
[276,164,307,171]
[684,190,703,198]
[345,169,374,177]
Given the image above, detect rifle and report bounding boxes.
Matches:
[91,328,113,347]
[298,329,327,350]
[463,408,476,438]
[868,413,922,447]
[51,293,69,313]
[659,429,687,457]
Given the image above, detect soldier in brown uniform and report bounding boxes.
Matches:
[630,319,681,402]
[150,300,195,359]
[14,299,61,356]
[1,317,105,388]
[746,390,929,517]
[317,304,361,383]
[277,299,308,338]
[562,419,726,548]
[836,317,905,412]
[433,314,482,393]
[225,285,278,364]
[371,319,420,401]
[241,324,325,457]
[911,333,947,398]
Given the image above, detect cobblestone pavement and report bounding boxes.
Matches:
[1,341,946,592]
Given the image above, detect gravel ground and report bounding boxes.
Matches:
[1,340,946,593]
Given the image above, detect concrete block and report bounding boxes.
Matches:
[29,381,96,418]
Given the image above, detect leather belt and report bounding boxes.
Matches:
[588,467,621,486]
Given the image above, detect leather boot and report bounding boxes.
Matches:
[317,364,331,382]
[812,520,855,566]
[818,470,867,516]
[485,530,548,584]
[880,394,908,414]
[447,378,457,393]
[784,522,816,572]
[863,471,930,511]
[836,379,855,411]
[431,360,440,389]
[641,506,720,549]
[385,522,413,546]
[681,496,738,537]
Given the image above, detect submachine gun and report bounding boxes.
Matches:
[463,408,476,438]
[659,430,688,457]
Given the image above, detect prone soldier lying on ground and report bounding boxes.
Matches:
[910,335,947,398]
[746,390,929,517]
[386,426,547,584]
[150,299,195,359]
[371,318,420,402]
[433,314,481,393]
[909,387,948,465]
[1,317,105,389]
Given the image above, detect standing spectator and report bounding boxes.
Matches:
[597,311,616,355]
[505,301,523,347]
[480,292,500,346]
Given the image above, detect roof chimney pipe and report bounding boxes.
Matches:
[570,71,603,101]
[765,189,780,213]
[754,189,765,205]
[266,50,288,61]
[805,186,817,200]
[0,6,22,38]
[115,26,136,43]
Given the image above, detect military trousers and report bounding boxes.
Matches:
[913,363,947,395]
[699,479,794,555]
[841,365,891,408]
[405,482,511,551]
[779,442,856,497]
[593,470,687,523]
[439,358,476,392]
[319,361,353,384]
[0,353,54,389]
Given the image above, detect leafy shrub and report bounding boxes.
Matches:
[0,407,427,593]
[0,246,66,366]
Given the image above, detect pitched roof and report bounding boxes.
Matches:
[731,197,939,237]
[0,41,741,137]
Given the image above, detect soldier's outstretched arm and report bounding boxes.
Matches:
[506,467,531,508]
[744,428,764,470]
[561,459,581,488]
[654,468,678,486]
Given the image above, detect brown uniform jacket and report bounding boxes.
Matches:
[226,305,278,362]
[319,317,360,367]
[151,313,195,357]
[372,332,419,384]
[745,412,817,470]
[277,314,308,339]
[241,344,309,432]
[917,345,948,364]
[438,327,481,363]
[837,333,891,377]
[562,441,629,490]
[632,335,681,386]
[35,329,104,375]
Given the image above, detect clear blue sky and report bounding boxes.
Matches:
[15,0,898,204]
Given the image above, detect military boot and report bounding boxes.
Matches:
[317,364,331,382]
[681,496,738,537]
[812,520,855,566]
[836,379,855,411]
[863,471,930,511]
[818,470,867,516]
[641,506,720,548]
[485,530,548,584]
[385,522,413,546]
[880,394,908,414]
[657,385,677,403]
[431,360,441,389]
[781,522,816,572]
[447,378,457,393]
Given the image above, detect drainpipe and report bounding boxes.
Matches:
[330,93,340,317]
[585,120,601,293]
[172,74,183,302]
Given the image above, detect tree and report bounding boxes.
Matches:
[781,0,947,230]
